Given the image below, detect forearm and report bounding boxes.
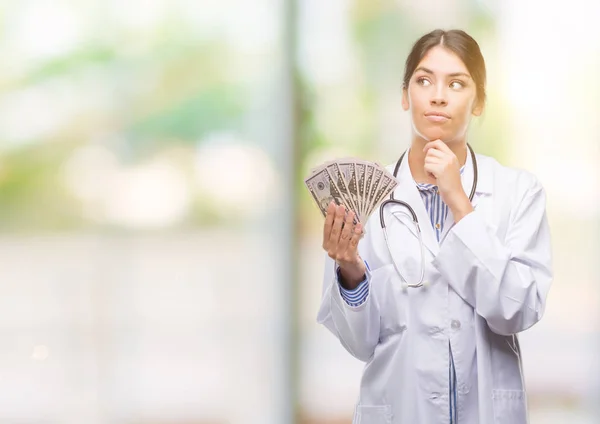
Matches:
[433,210,552,335]
[317,256,380,361]
[448,191,474,224]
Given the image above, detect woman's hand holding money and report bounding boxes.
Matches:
[322,202,366,290]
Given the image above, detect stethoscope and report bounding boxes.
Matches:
[378,143,478,289]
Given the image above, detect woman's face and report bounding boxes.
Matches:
[402,45,482,144]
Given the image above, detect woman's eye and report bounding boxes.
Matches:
[417,77,431,87]
[450,81,465,89]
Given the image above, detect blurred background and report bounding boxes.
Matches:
[0,0,598,423]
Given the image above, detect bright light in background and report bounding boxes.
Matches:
[31,345,49,361]
[500,0,600,113]
[62,145,193,228]
[222,0,278,53]
[108,0,167,31]
[176,0,278,51]
[61,144,120,203]
[304,146,361,175]
[6,0,84,64]
[534,157,600,220]
[104,0,169,54]
[0,83,80,146]
[196,132,279,219]
[299,0,355,85]
[492,3,600,422]
[103,159,192,228]
[0,71,118,149]
[498,0,600,208]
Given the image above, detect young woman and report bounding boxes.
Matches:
[317,29,553,424]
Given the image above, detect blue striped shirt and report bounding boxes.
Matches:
[338,167,465,423]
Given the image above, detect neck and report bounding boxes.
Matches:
[408,137,468,184]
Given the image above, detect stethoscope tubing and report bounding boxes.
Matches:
[378,143,478,288]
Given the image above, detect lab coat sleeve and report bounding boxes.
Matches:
[432,176,553,336]
[316,254,382,362]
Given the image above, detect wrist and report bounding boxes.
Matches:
[449,194,474,223]
[338,260,367,290]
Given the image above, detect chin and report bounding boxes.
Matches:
[415,126,449,143]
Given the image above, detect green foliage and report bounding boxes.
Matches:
[18,46,117,86]
[129,84,245,143]
[0,142,83,231]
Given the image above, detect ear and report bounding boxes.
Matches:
[402,88,409,111]
[472,99,484,117]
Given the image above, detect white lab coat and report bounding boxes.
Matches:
[317,152,553,424]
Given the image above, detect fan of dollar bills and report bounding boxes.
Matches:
[304,159,399,224]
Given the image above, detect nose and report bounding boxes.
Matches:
[430,95,447,107]
[430,85,448,106]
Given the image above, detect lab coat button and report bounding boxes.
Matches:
[429,392,440,400]
[451,320,461,330]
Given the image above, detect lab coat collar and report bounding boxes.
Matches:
[462,147,493,196]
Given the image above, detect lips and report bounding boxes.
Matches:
[424,111,450,119]
[424,111,450,123]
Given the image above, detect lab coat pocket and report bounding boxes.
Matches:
[353,405,393,424]
[492,389,527,423]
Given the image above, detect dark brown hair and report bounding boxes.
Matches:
[402,29,487,107]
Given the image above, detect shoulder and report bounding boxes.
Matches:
[476,153,545,202]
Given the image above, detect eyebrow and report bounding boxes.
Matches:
[414,66,471,79]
